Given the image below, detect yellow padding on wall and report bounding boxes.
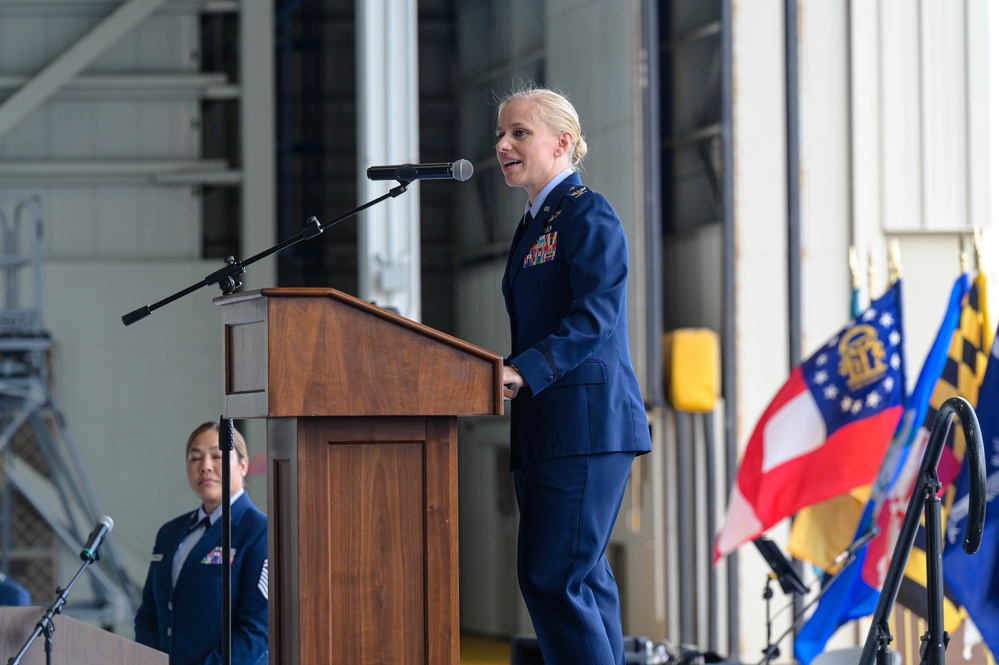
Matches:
[663,328,719,413]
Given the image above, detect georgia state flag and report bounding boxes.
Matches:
[715,281,906,560]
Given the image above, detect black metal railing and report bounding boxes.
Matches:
[860,396,987,665]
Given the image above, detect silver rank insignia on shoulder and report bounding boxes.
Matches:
[568,186,588,198]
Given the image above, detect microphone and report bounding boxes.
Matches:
[832,525,879,566]
[80,515,114,562]
[366,159,473,183]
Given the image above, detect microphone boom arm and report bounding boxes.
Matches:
[122,183,409,325]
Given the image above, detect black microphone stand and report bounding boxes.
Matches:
[121,182,410,326]
[754,537,808,665]
[219,418,234,665]
[756,530,875,665]
[7,543,106,664]
[860,396,987,665]
[120,181,414,665]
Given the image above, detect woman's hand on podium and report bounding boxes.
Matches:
[502,364,526,399]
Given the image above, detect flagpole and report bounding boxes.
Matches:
[784,0,805,625]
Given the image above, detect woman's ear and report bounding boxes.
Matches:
[555,131,573,158]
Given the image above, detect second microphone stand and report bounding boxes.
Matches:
[7,540,108,664]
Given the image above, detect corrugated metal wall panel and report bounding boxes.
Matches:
[455,261,520,635]
[879,1,924,231]
[0,6,203,259]
[42,186,201,258]
[0,11,198,73]
[878,0,980,232]
[457,421,520,636]
[96,13,199,71]
[0,98,199,159]
[918,1,968,230]
[456,260,509,354]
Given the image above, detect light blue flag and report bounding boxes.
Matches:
[795,274,972,665]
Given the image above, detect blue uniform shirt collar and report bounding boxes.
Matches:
[197,488,245,527]
[526,168,574,220]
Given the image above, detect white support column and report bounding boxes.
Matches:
[241,0,277,289]
[356,0,422,321]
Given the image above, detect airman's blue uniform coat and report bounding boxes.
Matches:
[503,172,651,664]
[135,492,268,665]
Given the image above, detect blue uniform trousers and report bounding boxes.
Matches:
[514,451,636,665]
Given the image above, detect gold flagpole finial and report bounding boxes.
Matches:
[849,246,859,290]
[973,226,984,273]
[888,239,903,283]
[867,249,875,296]
[960,233,969,274]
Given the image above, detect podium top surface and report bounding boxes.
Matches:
[0,607,168,665]
[216,287,506,418]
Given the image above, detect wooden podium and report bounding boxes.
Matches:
[216,288,505,665]
[0,607,167,664]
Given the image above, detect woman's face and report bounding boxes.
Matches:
[186,429,247,514]
[495,98,572,203]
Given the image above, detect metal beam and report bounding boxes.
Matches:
[0,0,170,141]
[0,73,236,99]
[0,159,233,178]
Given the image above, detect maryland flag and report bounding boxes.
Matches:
[943,320,999,657]
[863,272,990,630]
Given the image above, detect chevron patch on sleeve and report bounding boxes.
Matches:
[258,559,268,599]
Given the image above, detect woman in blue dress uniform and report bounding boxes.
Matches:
[135,422,268,664]
[496,85,653,665]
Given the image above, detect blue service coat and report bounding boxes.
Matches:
[0,573,31,606]
[135,492,268,665]
[503,172,652,469]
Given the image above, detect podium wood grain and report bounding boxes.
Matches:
[216,288,504,665]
